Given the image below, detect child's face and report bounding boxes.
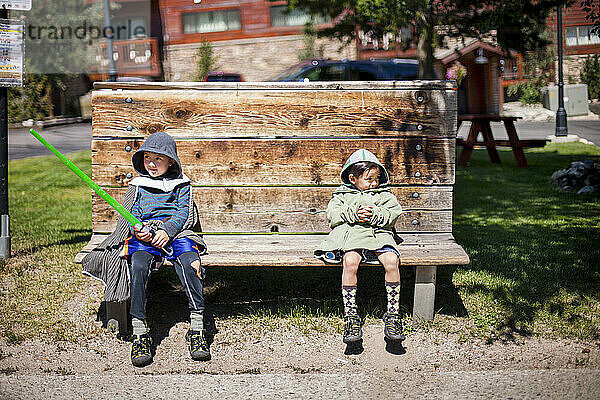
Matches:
[349,167,381,191]
[143,151,174,177]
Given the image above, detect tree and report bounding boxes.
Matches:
[581,0,600,35]
[286,0,571,78]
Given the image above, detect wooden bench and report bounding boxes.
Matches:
[457,114,548,168]
[75,81,469,336]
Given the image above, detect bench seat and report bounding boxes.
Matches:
[75,233,469,267]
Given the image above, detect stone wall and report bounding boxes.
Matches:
[164,35,357,82]
[558,54,591,84]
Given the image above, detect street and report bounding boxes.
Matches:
[8,123,92,161]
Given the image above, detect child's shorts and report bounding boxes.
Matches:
[319,246,399,265]
[122,236,201,261]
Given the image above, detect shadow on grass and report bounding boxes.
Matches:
[11,232,91,257]
[452,146,600,339]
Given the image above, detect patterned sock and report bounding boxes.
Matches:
[132,317,148,336]
[385,281,401,315]
[190,310,204,331]
[342,285,358,317]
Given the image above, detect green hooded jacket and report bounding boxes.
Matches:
[315,149,402,256]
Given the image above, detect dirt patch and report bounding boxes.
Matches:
[1,316,599,376]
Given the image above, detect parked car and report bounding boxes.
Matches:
[203,72,244,82]
[269,59,423,82]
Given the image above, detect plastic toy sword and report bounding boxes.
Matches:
[29,128,143,229]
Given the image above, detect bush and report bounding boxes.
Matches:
[580,53,600,100]
[193,40,218,81]
[8,74,53,124]
[507,80,544,104]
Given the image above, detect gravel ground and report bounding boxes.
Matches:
[1,316,599,398]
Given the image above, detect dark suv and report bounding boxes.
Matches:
[269,59,420,82]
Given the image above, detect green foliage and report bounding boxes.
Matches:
[193,40,219,81]
[580,53,600,100]
[287,0,561,77]
[8,74,53,124]
[298,26,324,61]
[506,48,554,104]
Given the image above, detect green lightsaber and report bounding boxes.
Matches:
[29,128,143,230]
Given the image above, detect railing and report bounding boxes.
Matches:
[92,37,161,78]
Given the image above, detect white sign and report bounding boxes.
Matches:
[0,1,32,11]
[0,19,23,87]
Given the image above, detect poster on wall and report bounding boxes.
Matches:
[0,1,32,11]
[0,19,24,87]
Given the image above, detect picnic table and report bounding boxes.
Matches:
[456,114,548,168]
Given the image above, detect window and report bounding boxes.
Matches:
[565,25,600,46]
[298,64,346,81]
[182,9,241,34]
[270,5,328,27]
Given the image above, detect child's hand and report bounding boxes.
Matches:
[134,225,153,242]
[151,229,170,249]
[357,206,373,222]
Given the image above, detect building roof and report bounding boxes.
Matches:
[435,37,506,65]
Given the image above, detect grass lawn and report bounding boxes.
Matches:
[0,142,599,344]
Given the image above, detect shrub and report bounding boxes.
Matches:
[8,74,53,124]
[580,53,600,100]
[193,40,219,81]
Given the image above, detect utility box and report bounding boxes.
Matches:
[542,84,589,116]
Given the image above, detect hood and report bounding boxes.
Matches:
[132,132,182,179]
[340,149,390,186]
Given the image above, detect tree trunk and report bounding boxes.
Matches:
[417,7,435,79]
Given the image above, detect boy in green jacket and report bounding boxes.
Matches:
[315,149,404,344]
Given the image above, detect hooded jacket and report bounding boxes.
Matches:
[82,132,207,302]
[315,149,402,256]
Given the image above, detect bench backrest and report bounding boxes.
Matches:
[91,81,457,235]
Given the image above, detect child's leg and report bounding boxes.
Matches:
[341,251,363,343]
[129,250,155,335]
[378,251,401,314]
[174,251,211,360]
[378,251,405,340]
[173,251,205,330]
[342,251,361,316]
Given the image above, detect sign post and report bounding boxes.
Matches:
[0,2,27,259]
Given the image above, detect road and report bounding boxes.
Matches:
[458,120,600,146]
[8,123,92,161]
[7,119,600,161]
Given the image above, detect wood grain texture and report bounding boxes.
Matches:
[74,233,470,266]
[91,88,457,138]
[92,185,453,233]
[91,138,455,186]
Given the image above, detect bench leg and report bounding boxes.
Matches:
[413,265,437,323]
[504,120,528,168]
[481,122,501,163]
[457,122,480,166]
[106,301,129,337]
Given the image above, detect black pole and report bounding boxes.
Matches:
[103,0,118,82]
[555,4,568,137]
[0,6,10,259]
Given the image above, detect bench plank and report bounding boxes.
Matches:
[75,233,470,266]
[93,208,453,234]
[93,186,453,233]
[92,138,455,186]
[92,88,457,138]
